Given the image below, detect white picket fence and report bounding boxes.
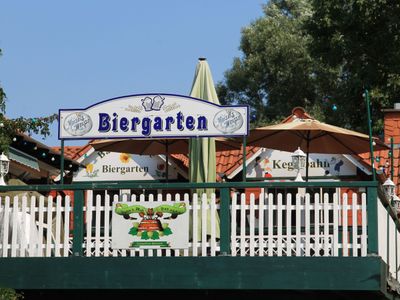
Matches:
[378,198,400,282]
[0,195,71,257]
[0,191,369,258]
[231,191,368,257]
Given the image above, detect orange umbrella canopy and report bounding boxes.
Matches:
[89,137,240,155]
[247,118,388,154]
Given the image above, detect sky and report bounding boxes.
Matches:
[0,1,265,147]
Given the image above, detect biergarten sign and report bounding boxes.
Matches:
[73,151,179,182]
[59,94,249,139]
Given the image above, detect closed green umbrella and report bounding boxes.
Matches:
[189,58,220,238]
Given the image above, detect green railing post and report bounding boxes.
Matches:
[73,189,84,256]
[219,187,231,255]
[364,89,376,181]
[391,137,394,180]
[367,185,378,255]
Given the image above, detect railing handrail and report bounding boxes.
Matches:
[0,180,379,192]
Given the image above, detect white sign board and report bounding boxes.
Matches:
[247,150,357,178]
[59,94,248,139]
[112,201,189,249]
[73,151,178,182]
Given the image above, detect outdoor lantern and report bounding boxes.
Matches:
[291,147,306,182]
[392,194,400,216]
[0,152,10,186]
[383,178,396,200]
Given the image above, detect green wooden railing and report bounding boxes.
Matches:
[3,179,400,295]
[0,180,383,258]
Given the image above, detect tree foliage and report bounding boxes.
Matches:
[307,0,400,134]
[218,0,400,135]
[0,49,57,152]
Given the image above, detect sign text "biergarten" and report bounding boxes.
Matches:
[59,94,249,139]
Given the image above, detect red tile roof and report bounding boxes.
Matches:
[170,154,189,168]
[282,107,313,123]
[384,113,400,144]
[52,144,92,160]
[171,146,260,181]
[216,146,260,179]
[381,109,400,196]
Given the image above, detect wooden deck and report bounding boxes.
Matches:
[0,181,398,299]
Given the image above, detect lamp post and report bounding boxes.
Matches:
[292,147,306,182]
[0,152,10,186]
[383,177,395,201]
[382,178,398,205]
[292,147,306,232]
[386,137,400,216]
[383,177,400,216]
[392,195,400,216]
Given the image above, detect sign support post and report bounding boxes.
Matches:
[242,136,247,182]
[60,139,65,185]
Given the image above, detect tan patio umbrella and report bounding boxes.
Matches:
[89,137,240,180]
[90,137,240,155]
[247,118,389,180]
[188,58,220,239]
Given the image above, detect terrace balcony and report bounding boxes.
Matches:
[0,180,399,299]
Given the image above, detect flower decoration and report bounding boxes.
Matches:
[119,153,131,163]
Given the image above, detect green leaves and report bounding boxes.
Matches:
[307,0,400,133]
[128,227,138,236]
[0,288,23,300]
[218,0,400,135]
[0,114,58,153]
[218,0,318,125]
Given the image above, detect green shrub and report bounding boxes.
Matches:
[0,288,23,300]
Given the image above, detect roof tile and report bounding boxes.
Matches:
[171,146,260,181]
[51,144,92,160]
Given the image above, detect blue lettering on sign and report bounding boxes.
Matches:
[98,113,111,132]
[154,117,163,131]
[142,117,152,136]
[176,112,184,131]
[120,117,129,132]
[186,116,195,130]
[97,111,209,136]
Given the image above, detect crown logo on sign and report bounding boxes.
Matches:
[141,95,165,111]
[141,97,153,111]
